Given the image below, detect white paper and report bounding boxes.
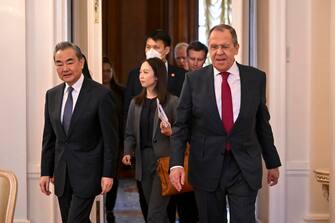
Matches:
[157,98,169,123]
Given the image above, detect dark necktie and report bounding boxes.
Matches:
[63,86,74,134]
[220,72,233,150]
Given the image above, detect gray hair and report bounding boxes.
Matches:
[53,41,83,61]
[174,42,189,57]
[208,24,238,46]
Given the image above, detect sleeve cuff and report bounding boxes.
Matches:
[170,165,184,171]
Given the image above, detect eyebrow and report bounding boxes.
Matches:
[55,58,75,63]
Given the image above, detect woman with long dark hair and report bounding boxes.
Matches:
[122,57,177,223]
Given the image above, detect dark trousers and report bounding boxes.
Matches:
[166,192,199,223]
[141,148,170,223]
[194,152,258,223]
[137,180,148,222]
[105,179,119,223]
[57,172,95,223]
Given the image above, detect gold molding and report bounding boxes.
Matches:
[313,169,330,201]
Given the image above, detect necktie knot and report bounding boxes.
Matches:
[67,86,74,94]
[220,72,230,81]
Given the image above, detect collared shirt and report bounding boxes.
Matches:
[61,74,84,123]
[213,61,241,122]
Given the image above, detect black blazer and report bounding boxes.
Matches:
[124,64,185,116]
[41,78,119,198]
[170,63,281,191]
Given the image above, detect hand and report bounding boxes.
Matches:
[160,121,172,136]
[122,155,132,166]
[267,168,280,186]
[169,167,185,192]
[39,176,51,196]
[101,177,114,195]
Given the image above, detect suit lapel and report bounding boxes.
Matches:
[231,63,248,133]
[66,78,91,137]
[134,102,142,146]
[55,84,67,137]
[206,65,226,133]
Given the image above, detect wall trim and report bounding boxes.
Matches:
[304,213,330,222]
[286,161,310,176]
[28,163,40,179]
[14,219,31,223]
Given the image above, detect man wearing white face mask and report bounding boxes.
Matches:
[124,29,186,223]
[125,29,186,117]
[146,48,162,59]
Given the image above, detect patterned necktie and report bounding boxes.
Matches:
[63,86,74,134]
[220,72,233,150]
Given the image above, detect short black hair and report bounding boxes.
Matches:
[53,41,83,61]
[187,41,208,56]
[146,29,171,47]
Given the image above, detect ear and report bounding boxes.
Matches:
[80,57,85,69]
[234,43,240,55]
[165,46,171,55]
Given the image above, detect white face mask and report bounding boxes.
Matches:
[146,48,162,59]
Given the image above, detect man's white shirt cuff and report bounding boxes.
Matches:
[170,166,184,171]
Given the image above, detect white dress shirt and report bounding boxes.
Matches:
[61,74,84,123]
[213,61,241,122]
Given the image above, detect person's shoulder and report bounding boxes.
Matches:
[116,83,126,92]
[187,64,213,80]
[237,63,265,76]
[128,98,137,110]
[46,83,64,95]
[167,94,178,103]
[168,64,186,75]
[85,78,111,95]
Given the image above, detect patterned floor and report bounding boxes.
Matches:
[113,178,145,223]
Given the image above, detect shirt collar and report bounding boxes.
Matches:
[165,61,168,71]
[213,61,240,80]
[64,74,84,93]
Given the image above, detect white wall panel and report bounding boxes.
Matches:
[0,0,28,221]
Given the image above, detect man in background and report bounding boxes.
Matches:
[174,42,189,70]
[171,40,209,223]
[186,41,208,72]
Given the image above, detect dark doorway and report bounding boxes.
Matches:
[102,0,199,84]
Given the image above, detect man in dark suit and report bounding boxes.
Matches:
[124,29,186,223]
[39,42,118,223]
[169,24,281,223]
